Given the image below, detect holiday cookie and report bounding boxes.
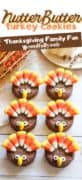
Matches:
[5,99,40,131]
[2,131,41,166]
[42,100,79,132]
[44,68,79,100]
[11,70,42,99]
[42,133,79,168]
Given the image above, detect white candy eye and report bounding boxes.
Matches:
[22,155,27,160]
[62,121,67,126]
[24,121,28,126]
[53,155,58,160]
[62,156,66,162]
[55,88,59,92]
[15,154,20,159]
[56,120,60,126]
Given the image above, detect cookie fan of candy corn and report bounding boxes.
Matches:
[4,99,40,118]
[42,133,80,153]
[42,100,79,118]
[11,70,42,87]
[44,68,79,86]
[2,131,41,152]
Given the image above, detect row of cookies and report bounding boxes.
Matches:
[2,68,80,168]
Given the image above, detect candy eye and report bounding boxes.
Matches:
[24,121,28,126]
[15,154,20,159]
[62,121,67,126]
[55,88,59,92]
[53,155,58,160]
[62,156,66,162]
[22,155,27,160]
[56,121,60,126]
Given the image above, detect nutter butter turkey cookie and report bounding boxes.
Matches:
[5,99,40,131]
[44,68,79,100]
[42,133,80,168]
[11,70,42,99]
[2,131,41,166]
[42,100,79,132]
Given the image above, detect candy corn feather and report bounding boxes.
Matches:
[11,70,42,87]
[5,99,40,118]
[44,68,79,86]
[2,132,41,152]
[42,133,80,153]
[42,100,79,118]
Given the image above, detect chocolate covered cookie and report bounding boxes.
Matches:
[42,100,79,132]
[44,68,79,100]
[5,99,40,131]
[2,131,41,166]
[11,70,42,99]
[42,133,79,168]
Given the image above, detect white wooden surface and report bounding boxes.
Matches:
[0,50,82,180]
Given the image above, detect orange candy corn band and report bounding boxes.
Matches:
[4,99,40,118]
[42,133,80,153]
[44,68,79,87]
[2,131,41,152]
[11,70,42,87]
[41,100,79,118]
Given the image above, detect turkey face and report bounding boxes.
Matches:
[9,114,37,131]
[46,82,73,100]
[12,83,39,99]
[46,114,73,132]
[7,147,36,166]
[45,148,74,168]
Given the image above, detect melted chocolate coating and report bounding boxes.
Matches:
[46,82,73,100]
[9,114,37,131]
[7,147,36,166]
[45,148,74,168]
[12,83,39,99]
[46,114,73,132]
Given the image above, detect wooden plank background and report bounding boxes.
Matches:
[0,50,82,180]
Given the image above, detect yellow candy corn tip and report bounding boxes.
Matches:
[56,132,65,137]
[8,133,16,140]
[10,76,16,82]
[48,101,56,107]
[17,131,26,135]
[23,70,30,73]
[48,133,56,139]
[74,143,80,151]
[56,68,64,73]
[27,133,35,139]
[15,71,22,76]
[10,100,18,106]
[4,107,9,114]
[48,70,55,76]
[34,141,41,148]
[56,99,64,104]
[65,70,72,75]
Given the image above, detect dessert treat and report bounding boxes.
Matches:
[42,100,79,132]
[0,51,29,79]
[11,70,41,99]
[2,131,41,166]
[44,68,79,100]
[5,99,40,131]
[42,133,79,168]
